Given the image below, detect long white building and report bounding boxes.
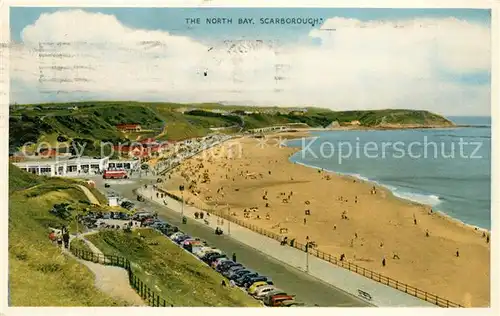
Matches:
[13,156,140,177]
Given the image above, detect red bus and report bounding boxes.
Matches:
[103,169,128,179]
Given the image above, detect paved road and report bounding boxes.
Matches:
[96,178,371,307]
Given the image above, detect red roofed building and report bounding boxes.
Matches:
[140,138,158,145]
[38,148,58,158]
[116,124,142,132]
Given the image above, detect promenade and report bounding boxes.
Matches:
[138,186,434,307]
[100,178,369,307]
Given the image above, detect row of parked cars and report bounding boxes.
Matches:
[141,217,302,307]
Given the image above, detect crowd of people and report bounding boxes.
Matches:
[48,226,70,249]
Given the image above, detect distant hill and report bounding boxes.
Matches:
[9,102,454,154]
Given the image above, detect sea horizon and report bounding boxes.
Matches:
[286,116,491,230]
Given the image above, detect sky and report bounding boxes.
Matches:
[9,7,492,116]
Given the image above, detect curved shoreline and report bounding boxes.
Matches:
[283,136,490,233]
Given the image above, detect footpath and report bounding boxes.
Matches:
[62,185,145,306]
[77,184,101,205]
[139,186,434,307]
[63,232,145,306]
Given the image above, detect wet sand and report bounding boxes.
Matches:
[160,132,490,307]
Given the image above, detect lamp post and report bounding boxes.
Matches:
[305,236,310,273]
[179,184,185,222]
[227,204,231,236]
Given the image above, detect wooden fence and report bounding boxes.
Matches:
[71,247,170,307]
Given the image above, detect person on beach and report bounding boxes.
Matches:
[456,250,460,257]
[232,253,237,262]
[382,258,386,267]
[340,254,345,261]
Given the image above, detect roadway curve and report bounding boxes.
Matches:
[95,177,371,307]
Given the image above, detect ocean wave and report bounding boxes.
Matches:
[392,191,442,207]
[292,159,442,207]
[377,174,490,182]
[434,134,491,139]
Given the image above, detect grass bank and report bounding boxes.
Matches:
[9,164,128,306]
[86,229,261,307]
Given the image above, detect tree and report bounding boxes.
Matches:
[49,203,74,220]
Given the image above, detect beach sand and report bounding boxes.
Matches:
[160,132,490,307]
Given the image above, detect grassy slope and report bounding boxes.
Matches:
[71,239,93,253]
[10,101,454,151]
[86,229,261,307]
[9,164,128,306]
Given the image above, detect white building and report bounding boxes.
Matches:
[250,126,290,133]
[13,156,143,177]
[13,156,109,176]
[108,159,140,171]
[108,195,119,207]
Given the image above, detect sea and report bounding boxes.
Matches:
[287,116,491,230]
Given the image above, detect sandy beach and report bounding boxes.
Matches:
[160,132,490,307]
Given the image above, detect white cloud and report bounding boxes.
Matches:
[10,10,491,116]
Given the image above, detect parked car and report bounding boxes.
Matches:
[211,257,229,269]
[241,274,267,288]
[196,247,222,258]
[151,222,168,229]
[184,240,204,252]
[194,247,213,257]
[142,218,161,226]
[223,265,245,278]
[226,267,249,279]
[175,235,191,244]
[171,234,188,243]
[263,292,290,306]
[244,276,271,289]
[217,261,241,273]
[161,226,178,236]
[248,281,270,295]
[235,272,259,286]
[203,253,227,265]
[254,285,277,299]
[169,232,185,241]
[228,268,253,281]
[181,238,202,249]
[121,201,134,210]
[268,295,295,307]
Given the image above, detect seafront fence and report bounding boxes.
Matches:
[210,208,463,308]
[153,186,462,308]
[70,247,170,307]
